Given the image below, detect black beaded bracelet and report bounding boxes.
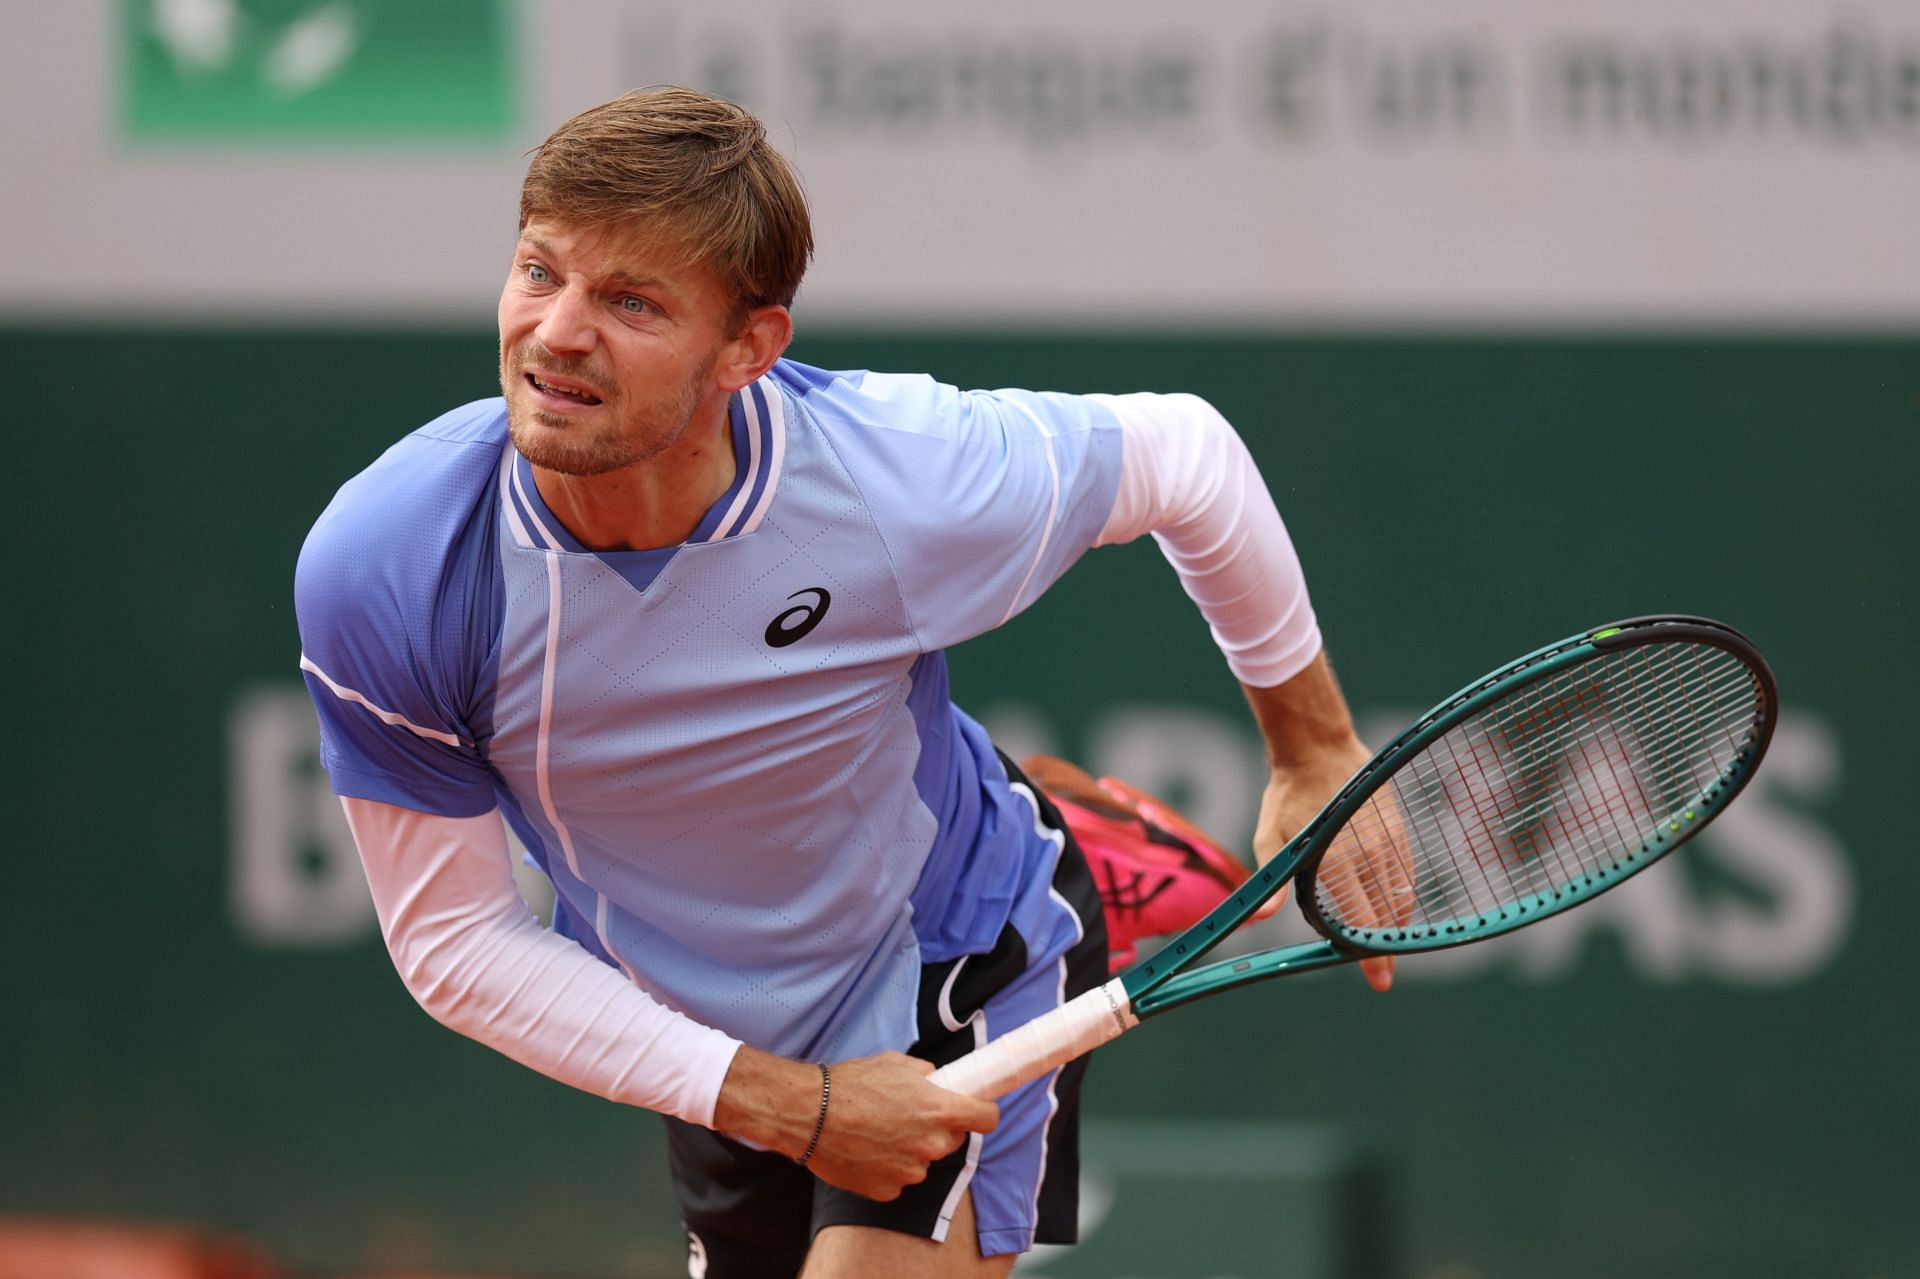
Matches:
[796,1063,830,1168]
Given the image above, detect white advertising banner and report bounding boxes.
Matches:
[7,0,1919,326]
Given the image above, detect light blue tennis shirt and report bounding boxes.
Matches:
[296,360,1125,1064]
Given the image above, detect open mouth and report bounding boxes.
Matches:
[525,372,605,407]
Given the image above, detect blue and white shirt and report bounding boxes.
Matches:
[297,360,1126,1065]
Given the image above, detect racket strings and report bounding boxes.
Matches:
[1312,642,1764,940]
[1401,649,1754,924]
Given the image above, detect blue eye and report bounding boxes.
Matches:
[525,263,550,284]
[621,296,648,314]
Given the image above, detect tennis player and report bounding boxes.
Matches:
[294,86,1387,1279]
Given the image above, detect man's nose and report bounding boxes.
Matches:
[534,286,597,355]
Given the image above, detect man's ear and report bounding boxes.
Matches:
[716,305,794,392]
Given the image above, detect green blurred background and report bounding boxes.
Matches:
[2,2,1913,1277]
[7,329,1907,1277]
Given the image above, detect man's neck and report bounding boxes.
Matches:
[531,398,736,552]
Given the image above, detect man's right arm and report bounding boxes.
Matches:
[344,798,998,1198]
[341,797,739,1124]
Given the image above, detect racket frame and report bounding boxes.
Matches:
[1121,614,1776,1018]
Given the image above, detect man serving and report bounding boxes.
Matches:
[295,86,1385,1279]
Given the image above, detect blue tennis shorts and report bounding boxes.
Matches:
[663,757,1110,1278]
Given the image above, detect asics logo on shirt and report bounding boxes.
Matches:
[765,587,832,648]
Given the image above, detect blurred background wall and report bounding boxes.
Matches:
[3,2,1913,1277]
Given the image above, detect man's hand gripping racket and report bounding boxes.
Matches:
[931,616,1777,1101]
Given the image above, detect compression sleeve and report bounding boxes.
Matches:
[342,797,742,1128]
[1089,392,1322,688]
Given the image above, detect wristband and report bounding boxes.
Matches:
[796,1063,830,1168]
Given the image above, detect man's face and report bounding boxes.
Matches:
[498,220,737,477]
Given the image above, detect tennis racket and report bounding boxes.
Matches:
[930,614,1777,1100]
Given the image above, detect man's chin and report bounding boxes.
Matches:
[507,413,626,478]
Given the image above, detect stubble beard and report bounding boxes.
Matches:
[502,345,715,478]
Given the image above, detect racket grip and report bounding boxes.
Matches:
[928,977,1140,1100]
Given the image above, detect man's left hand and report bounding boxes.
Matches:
[1251,736,1400,992]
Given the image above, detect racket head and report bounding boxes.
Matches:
[1293,615,1776,955]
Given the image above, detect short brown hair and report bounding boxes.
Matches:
[519,86,813,310]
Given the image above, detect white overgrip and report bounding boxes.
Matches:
[927,976,1141,1100]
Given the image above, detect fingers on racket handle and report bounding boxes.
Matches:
[928,977,1141,1100]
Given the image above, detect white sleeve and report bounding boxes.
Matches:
[1089,392,1322,688]
[341,796,742,1128]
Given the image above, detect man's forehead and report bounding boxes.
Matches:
[518,219,703,278]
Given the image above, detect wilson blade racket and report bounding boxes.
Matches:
[930,615,1777,1101]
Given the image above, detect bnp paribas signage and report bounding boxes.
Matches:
[119,0,515,140]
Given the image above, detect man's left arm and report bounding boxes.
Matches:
[1089,391,1395,990]
[1240,654,1393,990]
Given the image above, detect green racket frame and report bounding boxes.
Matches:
[1122,615,1778,1018]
